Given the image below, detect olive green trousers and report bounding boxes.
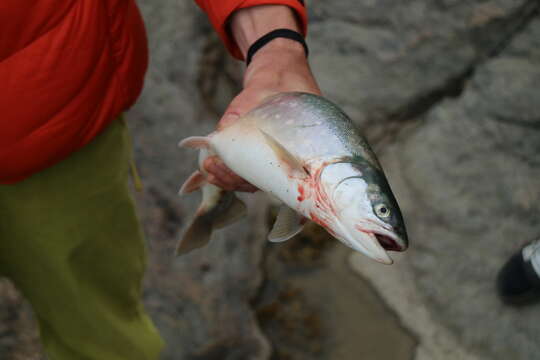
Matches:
[0,120,163,359]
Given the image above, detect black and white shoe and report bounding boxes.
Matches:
[497,238,540,306]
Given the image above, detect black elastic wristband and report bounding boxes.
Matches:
[246,29,308,66]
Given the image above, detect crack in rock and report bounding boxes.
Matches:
[369,0,540,148]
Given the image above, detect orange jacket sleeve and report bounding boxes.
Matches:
[194,0,307,60]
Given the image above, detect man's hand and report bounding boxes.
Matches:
[203,5,321,192]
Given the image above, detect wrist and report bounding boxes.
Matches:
[249,36,306,64]
[245,29,307,65]
[247,41,306,74]
[243,43,320,95]
[229,5,301,59]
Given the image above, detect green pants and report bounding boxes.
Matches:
[0,120,163,359]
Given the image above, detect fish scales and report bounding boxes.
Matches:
[247,93,379,167]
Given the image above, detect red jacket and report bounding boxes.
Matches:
[0,0,306,184]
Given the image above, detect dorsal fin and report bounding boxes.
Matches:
[259,129,308,177]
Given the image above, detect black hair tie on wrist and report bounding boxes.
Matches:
[246,29,309,66]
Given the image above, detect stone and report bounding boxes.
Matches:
[351,13,540,360]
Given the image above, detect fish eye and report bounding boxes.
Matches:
[374,203,391,218]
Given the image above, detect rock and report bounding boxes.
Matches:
[309,0,537,144]
[142,195,271,360]
[0,280,42,360]
[351,14,540,360]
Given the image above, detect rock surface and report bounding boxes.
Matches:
[1,0,539,359]
[351,12,540,360]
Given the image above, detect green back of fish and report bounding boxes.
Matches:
[245,92,379,168]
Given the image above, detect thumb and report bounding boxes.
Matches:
[217,94,251,129]
[217,111,241,130]
[217,89,272,129]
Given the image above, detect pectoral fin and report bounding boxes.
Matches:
[260,130,308,177]
[268,205,305,243]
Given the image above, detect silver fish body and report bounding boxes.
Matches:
[179,92,408,264]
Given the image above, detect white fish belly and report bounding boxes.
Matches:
[210,128,300,209]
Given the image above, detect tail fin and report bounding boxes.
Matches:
[176,209,214,255]
[176,192,247,256]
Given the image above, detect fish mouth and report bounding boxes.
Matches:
[347,226,407,265]
[343,229,393,265]
[374,233,406,252]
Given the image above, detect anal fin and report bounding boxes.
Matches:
[179,170,206,195]
[268,205,305,243]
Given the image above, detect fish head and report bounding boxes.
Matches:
[321,161,408,264]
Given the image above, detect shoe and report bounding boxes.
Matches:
[497,238,540,306]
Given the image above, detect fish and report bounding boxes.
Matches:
[177,92,408,264]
